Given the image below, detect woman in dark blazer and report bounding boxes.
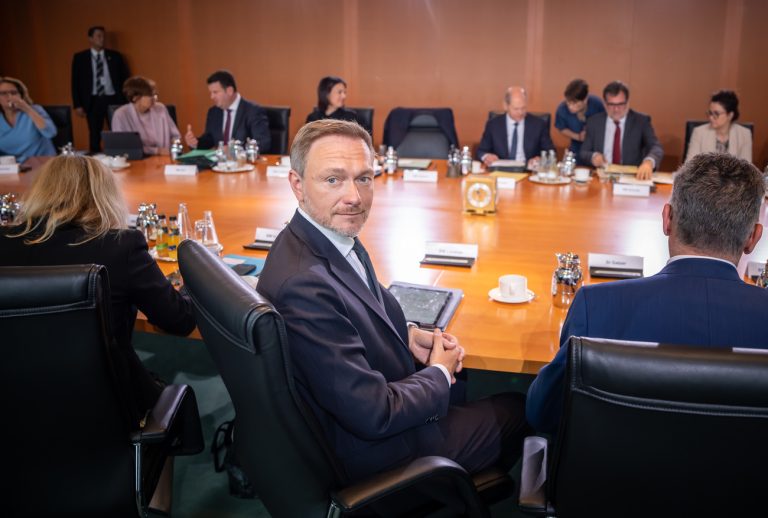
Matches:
[305,76,360,124]
[0,155,194,512]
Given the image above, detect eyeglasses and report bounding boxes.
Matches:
[605,101,628,108]
[0,90,19,96]
[706,110,725,118]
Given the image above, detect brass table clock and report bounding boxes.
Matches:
[462,175,498,215]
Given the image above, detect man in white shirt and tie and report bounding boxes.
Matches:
[71,26,130,153]
[184,70,271,152]
[579,80,663,180]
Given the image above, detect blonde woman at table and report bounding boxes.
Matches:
[112,76,180,156]
[685,90,751,163]
[0,155,194,513]
[0,76,57,163]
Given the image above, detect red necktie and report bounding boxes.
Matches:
[612,120,621,165]
[223,109,232,142]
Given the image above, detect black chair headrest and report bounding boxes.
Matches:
[0,264,105,312]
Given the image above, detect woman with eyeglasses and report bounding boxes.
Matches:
[685,90,751,163]
[111,76,179,155]
[0,76,57,162]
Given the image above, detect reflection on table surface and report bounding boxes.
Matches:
[3,155,765,373]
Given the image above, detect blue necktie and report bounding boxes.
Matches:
[510,122,518,160]
[353,238,383,304]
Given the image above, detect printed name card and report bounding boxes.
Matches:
[266,165,291,177]
[403,169,438,183]
[243,226,284,250]
[421,241,478,268]
[164,164,197,176]
[496,177,518,190]
[0,164,20,174]
[588,253,644,279]
[613,183,650,197]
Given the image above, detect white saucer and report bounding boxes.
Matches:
[212,164,255,173]
[111,163,130,171]
[529,175,571,185]
[489,287,535,304]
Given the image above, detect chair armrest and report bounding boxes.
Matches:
[518,435,552,516]
[131,384,204,455]
[331,456,485,515]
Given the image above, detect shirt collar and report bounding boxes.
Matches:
[225,93,241,115]
[667,254,737,270]
[90,48,103,58]
[297,207,355,257]
[506,114,525,127]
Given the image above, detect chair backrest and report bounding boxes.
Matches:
[551,336,768,516]
[42,105,73,149]
[263,105,291,155]
[0,264,139,517]
[683,120,754,162]
[383,107,459,158]
[108,103,178,130]
[348,106,374,137]
[487,110,551,133]
[178,240,344,517]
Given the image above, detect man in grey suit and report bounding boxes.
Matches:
[257,120,529,480]
[580,81,663,180]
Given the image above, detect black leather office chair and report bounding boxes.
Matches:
[519,336,768,517]
[42,104,73,149]
[108,103,178,129]
[263,105,291,155]
[488,110,552,133]
[178,239,513,517]
[348,106,374,137]
[682,120,754,162]
[383,107,459,159]
[0,264,203,517]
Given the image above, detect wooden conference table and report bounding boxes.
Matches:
[3,156,765,374]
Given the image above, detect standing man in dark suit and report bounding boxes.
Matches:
[257,120,529,480]
[476,86,554,170]
[71,26,129,153]
[579,80,663,180]
[184,70,271,152]
[526,153,768,433]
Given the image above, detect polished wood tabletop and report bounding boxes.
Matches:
[3,156,765,374]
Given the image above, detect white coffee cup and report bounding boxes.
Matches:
[574,168,590,182]
[280,156,291,167]
[471,160,483,173]
[499,274,527,300]
[0,155,16,165]
[111,156,128,167]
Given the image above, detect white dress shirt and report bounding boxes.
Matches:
[667,255,737,271]
[602,115,626,165]
[507,115,526,161]
[222,93,241,138]
[90,49,116,96]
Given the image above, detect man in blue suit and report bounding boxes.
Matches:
[184,70,270,152]
[258,120,529,480]
[527,153,768,433]
[476,86,554,170]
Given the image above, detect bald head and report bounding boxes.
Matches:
[504,86,528,122]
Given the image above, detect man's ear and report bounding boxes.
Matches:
[289,170,304,204]
[662,203,673,236]
[743,223,763,255]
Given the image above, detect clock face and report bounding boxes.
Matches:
[467,182,493,208]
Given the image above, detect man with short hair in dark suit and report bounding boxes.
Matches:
[476,86,554,170]
[184,70,271,152]
[71,25,130,153]
[579,80,663,180]
[526,152,768,434]
[257,120,530,480]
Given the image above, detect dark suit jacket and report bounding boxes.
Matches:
[579,109,664,167]
[526,258,768,433]
[257,212,449,479]
[196,98,271,151]
[476,113,554,161]
[0,224,195,423]
[71,48,129,110]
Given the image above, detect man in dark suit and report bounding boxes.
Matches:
[257,120,529,480]
[579,80,663,180]
[184,70,270,152]
[476,86,554,169]
[526,153,768,433]
[71,26,130,153]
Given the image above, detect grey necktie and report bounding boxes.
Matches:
[95,54,105,96]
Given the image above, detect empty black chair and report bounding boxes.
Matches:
[682,120,754,162]
[107,103,178,129]
[519,336,768,517]
[41,104,73,149]
[0,264,203,517]
[383,107,459,158]
[348,106,374,137]
[488,110,551,133]
[263,105,291,155]
[178,239,513,517]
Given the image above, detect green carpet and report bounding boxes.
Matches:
[134,332,535,517]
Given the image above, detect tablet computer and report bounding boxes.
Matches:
[388,281,463,329]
